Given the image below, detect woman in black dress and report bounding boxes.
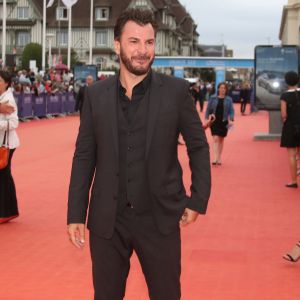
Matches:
[280,71,300,188]
[205,82,234,165]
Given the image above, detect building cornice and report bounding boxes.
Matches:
[279,3,300,39]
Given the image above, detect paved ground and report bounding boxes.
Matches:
[0,105,299,300]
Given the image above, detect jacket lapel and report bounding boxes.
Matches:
[106,76,119,159]
[145,71,163,158]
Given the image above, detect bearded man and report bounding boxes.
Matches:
[67,8,211,300]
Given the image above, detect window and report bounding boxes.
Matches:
[95,7,109,21]
[56,7,68,20]
[96,30,108,47]
[135,0,148,7]
[17,7,29,19]
[17,32,30,47]
[57,31,68,46]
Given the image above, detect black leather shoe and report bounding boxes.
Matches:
[285,183,298,188]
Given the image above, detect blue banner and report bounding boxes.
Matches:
[14,92,77,118]
[66,92,75,113]
[47,94,62,115]
[34,93,47,117]
[20,94,34,119]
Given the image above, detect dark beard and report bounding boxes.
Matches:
[120,48,154,76]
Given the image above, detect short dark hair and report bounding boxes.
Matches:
[284,71,299,86]
[0,70,12,90]
[114,8,157,41]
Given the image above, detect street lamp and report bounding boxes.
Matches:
[46,33,55,68]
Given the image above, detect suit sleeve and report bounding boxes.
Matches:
[179,83,211,214]
[67,87,96,224]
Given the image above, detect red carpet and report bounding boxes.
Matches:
[0,105,299,299]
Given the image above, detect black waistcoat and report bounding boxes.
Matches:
[117,89,151,213]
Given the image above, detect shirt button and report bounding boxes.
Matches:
[126,202,134,208]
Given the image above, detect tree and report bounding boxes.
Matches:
[21,43,42,70]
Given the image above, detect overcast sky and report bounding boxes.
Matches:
[180,0,288,58]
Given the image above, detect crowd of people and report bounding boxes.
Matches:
[10,68,75,95]
[189,79,255,115]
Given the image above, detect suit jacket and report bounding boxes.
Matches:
[68,71,211,238]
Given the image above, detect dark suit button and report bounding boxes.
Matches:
[128,146,132,151]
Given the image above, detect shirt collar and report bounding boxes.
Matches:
[118,70,152,96]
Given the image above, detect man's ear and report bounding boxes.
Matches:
[114,39,120,56]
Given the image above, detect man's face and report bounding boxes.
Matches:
[114,21,155,76]
[86,76,94,86]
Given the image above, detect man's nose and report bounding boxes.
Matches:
[137,43,148,53]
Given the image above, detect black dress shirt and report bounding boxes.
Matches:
[118,71,151,124]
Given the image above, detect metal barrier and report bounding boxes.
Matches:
[13,92,76,119]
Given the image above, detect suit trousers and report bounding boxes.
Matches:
[89,207,181,300]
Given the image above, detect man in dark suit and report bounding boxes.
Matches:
[67,8,211,300]
[75,75,94,114]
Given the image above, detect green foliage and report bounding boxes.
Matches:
[21,43,42,70]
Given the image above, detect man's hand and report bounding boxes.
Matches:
[0,101,15,114]
[67,223,85,249]
[180,208,199,227]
